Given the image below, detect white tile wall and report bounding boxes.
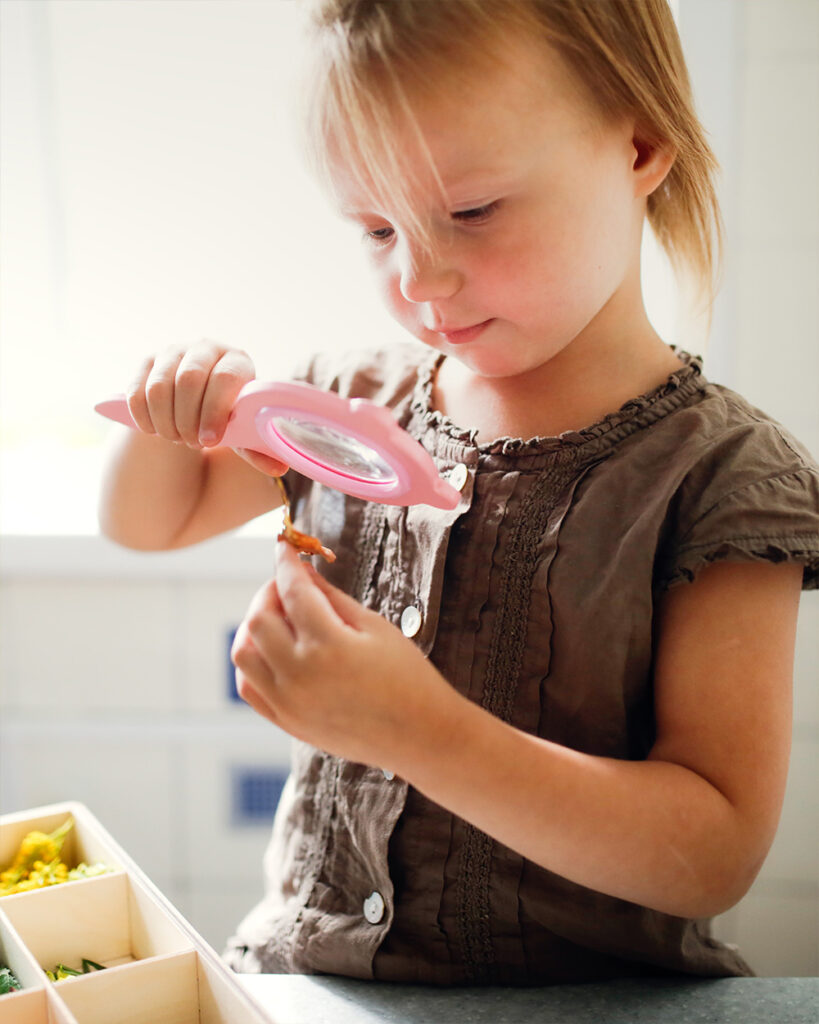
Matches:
[184,881,269,956]
[178,729,292,888]
[0,580,181,713]
[177,581,266,713]
[0,723,177,892]
[0,539,293,951]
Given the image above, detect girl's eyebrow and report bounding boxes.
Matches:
[331,155,525,222]
[337,203,383,221]
[336,171,519,220]
[441,165,525,205]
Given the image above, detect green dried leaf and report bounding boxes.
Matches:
[1,965,23,994]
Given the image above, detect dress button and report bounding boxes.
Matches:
[449,463,469,491]
[363,890,385,924]
[400,605,422,637]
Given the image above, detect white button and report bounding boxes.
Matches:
[400,605,422,637]
[363,890,385,924]
[449,463,469,491]
[382,769,395,781]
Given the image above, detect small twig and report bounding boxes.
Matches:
[274,475,336,563]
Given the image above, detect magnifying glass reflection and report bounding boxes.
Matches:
[268,416,398,484]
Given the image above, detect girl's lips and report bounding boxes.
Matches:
[436,319,494,345]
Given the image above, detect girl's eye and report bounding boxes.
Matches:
[451,201,499,225]
[364,225,394,245]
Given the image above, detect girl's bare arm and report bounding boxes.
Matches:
[98,432,285,549]
[403,559,801,917]
[98,342,287,550]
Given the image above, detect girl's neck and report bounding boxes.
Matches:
[432,322,683,445]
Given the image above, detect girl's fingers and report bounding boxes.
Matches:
[172,343,224,445]
[274,543,345,641]
[125,355,159,434]
[234,450,291,477]
[143,348,186,439]
[242,578,300,660]
[197,348,256,446]
[231,620,283,726]
[124,342,256,447]
[302,562,367,630]
[234,672,281,727]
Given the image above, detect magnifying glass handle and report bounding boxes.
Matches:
[93,394,279,458]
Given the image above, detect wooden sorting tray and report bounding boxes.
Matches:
[0,802,274,1023]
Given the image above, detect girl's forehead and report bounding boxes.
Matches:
[326,40,598,217]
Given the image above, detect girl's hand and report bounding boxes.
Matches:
[231,542,460,771]
[125,341,286,476]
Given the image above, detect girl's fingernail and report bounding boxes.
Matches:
[199,430,218,446]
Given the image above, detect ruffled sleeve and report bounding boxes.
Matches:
[651,378,819,591]
[662,465,819,590]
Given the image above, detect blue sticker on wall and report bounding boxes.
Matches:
[226,626,241,702]
[231,767,287,825]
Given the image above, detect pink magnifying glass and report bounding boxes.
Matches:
[95,380,460,510]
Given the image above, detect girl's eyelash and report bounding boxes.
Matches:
[451,201,499,223]
[362,201,499,246]
[364,225,394,246]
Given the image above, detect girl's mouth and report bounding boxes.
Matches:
[435,319,494,345]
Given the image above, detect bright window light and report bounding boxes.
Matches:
[0,0,678,536]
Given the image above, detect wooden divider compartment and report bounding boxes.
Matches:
[0,803,274,1023]
[1,904,49,1023]
[1,872,193,974]
[0,987,49,1024]
[54,950,272,1024]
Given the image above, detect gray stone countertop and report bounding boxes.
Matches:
[238,974,819,1024]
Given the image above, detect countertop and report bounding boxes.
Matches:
[238,974,819,1024]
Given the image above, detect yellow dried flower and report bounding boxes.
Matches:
[0,818,110,897]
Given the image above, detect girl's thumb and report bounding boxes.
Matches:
[234,448,290,477]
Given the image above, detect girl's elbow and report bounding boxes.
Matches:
[97,501,175,551]
[684,848,767,919]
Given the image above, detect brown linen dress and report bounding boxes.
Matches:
[224,343,819,984]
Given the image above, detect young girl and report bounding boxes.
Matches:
[99,0,819,984]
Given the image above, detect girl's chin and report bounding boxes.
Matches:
[442,347,535,380]
[413,325,557,380]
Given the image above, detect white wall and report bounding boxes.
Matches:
[0,0,405,534]
[0,535,293,952]
[678,0,819,975]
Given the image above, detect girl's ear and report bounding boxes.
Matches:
[631,131,675,198]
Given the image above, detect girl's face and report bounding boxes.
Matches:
[329,35,649,382]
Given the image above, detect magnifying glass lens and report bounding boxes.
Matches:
[270,416,397,483]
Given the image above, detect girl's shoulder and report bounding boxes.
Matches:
[647,377,819,591]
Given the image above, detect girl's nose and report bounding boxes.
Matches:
[398,241,462,304]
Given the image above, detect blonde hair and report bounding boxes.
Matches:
[301,0,723,308]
